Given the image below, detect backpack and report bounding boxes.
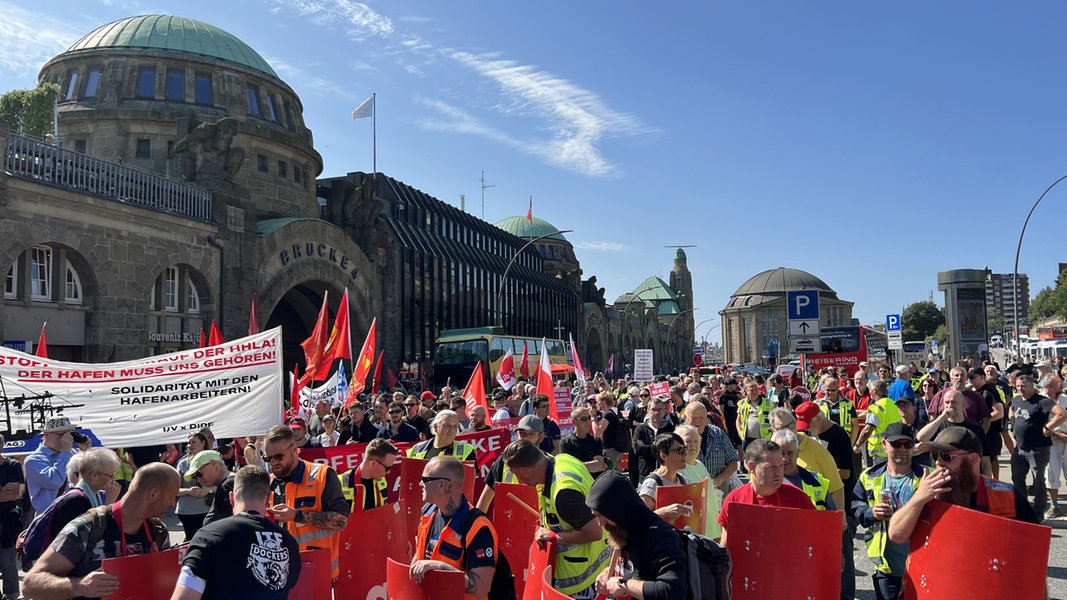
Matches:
[610,413,632,453]
[676,527,731,600]
[17,493,109,568]
[458,507,516,600]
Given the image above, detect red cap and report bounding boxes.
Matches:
[287,417,307,429]
[420,391,437,401]
[794,401,821,431]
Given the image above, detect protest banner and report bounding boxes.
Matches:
[1,328,284,449]
[655,479,708,535]
[101,548,182,599]
[726,504,842,599]
[903,500,1051,600]
[553,387,574,437]
[648,380,670,398]
[492,482,540,598]
[386,557,465,600]
[336,502,409,600]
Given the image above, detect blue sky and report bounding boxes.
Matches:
[2,1,1065,339]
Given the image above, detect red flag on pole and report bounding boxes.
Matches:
[289,363,303,419]
[462,361,490,418]
[536,338,557,420]
[35,322,48,358]
[526,195,533,222]
[344,318,377,408]
[299,292,330,384]
[495,349,517,390]
[208,321,223,347]
[248,296,260,336]
[387,368,399,392]
[315,289,352,380]
[519,341,530,379]
[198,329,206,349]
[371,349,384,395]
[569,333,586,386]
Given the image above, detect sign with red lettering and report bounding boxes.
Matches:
[335,502,410,600]
[726,504,842,599]
[492,482,541,598]
[649,381,670,397]
[101,548,182,599]
[903,500,1051,600]
[655,479,708,535]
[553,387,574,437]
[386,557,465,600]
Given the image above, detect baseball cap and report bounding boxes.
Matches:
[928,367,940,374]
[184,450,222,481]
[516,415,544,433]
[926,426,982,455]
[883,422,916,443]
[967,368,986,379]
[420,391,437,401]
[895,396,915,405]
[794,401,821,431]
[322,413,336,422]
[287,416,307,429]
[859,361,869,368]
[723,379,739,386]
[894,365,910,375]
[43,416,74,433]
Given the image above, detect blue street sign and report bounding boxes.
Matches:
[786,290,820,320]
[886,314,901,332]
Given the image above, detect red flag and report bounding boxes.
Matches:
[248,296,260,336]
[289,363,303,418]
[495,349,517,390]
[344,318,377,408]
[208,321,223,347]
[569,333,586,386]
[519,341,530,379]
[526,195,533,222]
[371,349,384,394]
[35,322,48,358]
[462,361,490,416]
[315,288,352,379]
[300,292,330,383]
[387,368,399,392]
[198,329,206,349]
[536,338,557,420]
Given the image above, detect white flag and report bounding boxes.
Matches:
[352,96,374,120]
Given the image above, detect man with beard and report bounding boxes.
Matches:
[717,439,815,547]
[462,405,493,433]
[586,472,687,600]
[928,367,991,431]
[888,427,1039,548]
[404,395,432,440]
[852,423,926,600]
[631,398,674,483]
[171,466,300,600]
[378,401,421,443]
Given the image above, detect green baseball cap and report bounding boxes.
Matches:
[184,450,222,481]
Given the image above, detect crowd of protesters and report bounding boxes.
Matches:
[2,350,1064,599]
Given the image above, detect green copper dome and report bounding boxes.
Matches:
[67,15,278,77]
[495,215,569,242]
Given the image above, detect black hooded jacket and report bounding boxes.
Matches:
[586,472,687,600]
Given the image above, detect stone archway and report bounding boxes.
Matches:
[585,327,604,373]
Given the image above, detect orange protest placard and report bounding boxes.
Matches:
[655,479,708,535]
[903,500,1051,599]
[725,503,842,599]
[386,557,465,600]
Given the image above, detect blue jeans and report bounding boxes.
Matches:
[841,515,856,600]
[872,572,902,600]
[0,546,18,599]
[1011,446,1050,517]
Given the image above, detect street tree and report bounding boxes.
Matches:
[1029,270,1067,321]
[0,84,60,138]
[902,301,944,342]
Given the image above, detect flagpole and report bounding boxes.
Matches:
[372,92,377,176]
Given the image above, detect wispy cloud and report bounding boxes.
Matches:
[574,241,629,252]
[269,56,347,97]
[413,98,520,147]
[270,0,394,40]
[0,4,82,76]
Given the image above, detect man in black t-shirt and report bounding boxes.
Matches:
[531,394,562,455]
[918,389,993,477]
[560,405,607,478]
[23,463,178,600]
[173,466,300,600]
[338,401,381,445]
[969,368,1006,474]
[718,379,743,447]
[1009,374,1066,519]
[0,435,25,600]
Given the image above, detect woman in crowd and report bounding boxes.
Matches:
[175,431,212,541]
[636,432,692,523]
[675,424,721,539]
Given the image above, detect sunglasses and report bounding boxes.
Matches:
[889,440,915,449]
[668,446,687,455]
[388,409,403,415]
[372,458,392,472]
[421,476,451,485]
[931,450,963,463]
[574,416,592,422]
[265,445,294,463]
[192,468,207,479]
[404,403,417,407]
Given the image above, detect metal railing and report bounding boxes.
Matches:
[4,132,214,221]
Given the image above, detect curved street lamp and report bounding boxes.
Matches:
[616,286,661,365]
[1012,175,1067,354]
[701,322,723,346]
[667,308,699,366]
[494,229,574,327]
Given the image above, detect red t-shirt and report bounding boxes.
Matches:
[717,482,815,529]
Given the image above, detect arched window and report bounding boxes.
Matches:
[187,279,200,314]
[65,264,83,304]
[4,262,16,299]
